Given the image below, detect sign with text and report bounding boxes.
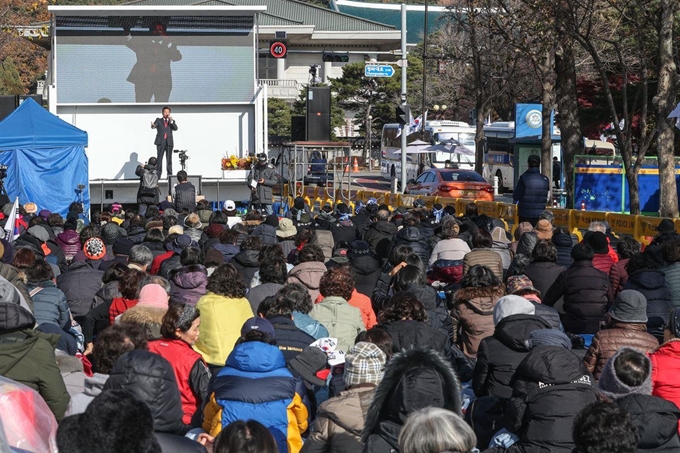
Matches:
[365,65,394,78]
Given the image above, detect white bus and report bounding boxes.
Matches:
[422,120,476,170]
[380,124,423,182]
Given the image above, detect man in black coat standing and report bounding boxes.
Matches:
[247,153,278,215]
[513,154,550,226]
[135,157,159,217]
[151,106,178,178]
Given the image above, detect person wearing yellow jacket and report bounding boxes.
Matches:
[203,318,309,453]
[194,264,253,368]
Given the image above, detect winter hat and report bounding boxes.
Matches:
[38,209,51,222]
[203,223,224,238]
[23,202,38,214]
[528,329,572,350]
[539,210,555,223]
[163,208,179,219]
[490,226,510,244]
[184,213,202,229]
[516,222,533,237]
[586,231,609,255]
[609,290,648,324]
[598,347,652,400]
[137,284,169,309]
[293,197,305,211]
[276,218,297,238]
[657,218,675,233]
[145,220,163,231]
[101,222,122,245]
[289,346,328,387]
[168,225,184,236]
[110,202,123,214]
[83,237,107,261]
[506,275,540,296]
[344,342,387,388]
[166,234,194,254]
[264,214,279,228]
[493,295,536,326]
[112,237,134,256]
[534,220,553,240]
[56,389,161,453]
[204,249,224,266]
[158,200,173,212]
[241,317,275,340]
[348,240,371,258]
[27,225,49,243]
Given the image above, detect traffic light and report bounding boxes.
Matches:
[396,105,410,126]
[322,52,349,63]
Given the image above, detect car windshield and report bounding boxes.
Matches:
[440,171,486,182]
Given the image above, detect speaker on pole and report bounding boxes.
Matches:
[0,96,18,122]
[306,86,331,142]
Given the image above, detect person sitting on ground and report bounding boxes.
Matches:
[247,257,288,313]
[168,247,208,306]
[257,294,316,363]
[505,274,562,330]
[213,420,277,453]
[663,240,680,307]
[278,283,329,340]
[523,239,565,300]
[231,236,263,288]
[572,401,638,453]
[463,230,504,282]
[584,231,615,275]
[119,282,170,341]
[583,290,658,380]
[287,244,328,302]
[25,258,71,330]
[364,209,397,264]
[398,407,477,453]
[649,307,680,412]
[610,236,641,298]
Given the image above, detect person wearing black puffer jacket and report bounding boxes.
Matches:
[473,296,551,399]
[349,241,381,298]
[105,350,207,453]
[513,154,550,226]
[621,252,671,343]
[57,253,105,322]
[364,210,397,264]
[551,227,574,267]
[231,236,262,288]
[331,203,357,245]
[388,214,432,266]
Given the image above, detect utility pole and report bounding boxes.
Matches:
[400,3,408,193]
[421,0,428,137]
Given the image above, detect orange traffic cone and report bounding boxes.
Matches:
[581,200,586,211]
[352,157,360,173]
[344,157,350,173]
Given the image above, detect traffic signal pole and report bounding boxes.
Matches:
[400,3,408,194]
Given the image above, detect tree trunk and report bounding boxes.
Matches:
[540,54,555,198]
[362,105,372,164]
[626,168,641,216]
[474,101,486,175]
[654,0,678,217]
[555,35,582,209]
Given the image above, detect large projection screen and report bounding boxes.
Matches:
[55,15,255,104]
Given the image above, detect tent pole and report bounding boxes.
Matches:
[100,179,104,213]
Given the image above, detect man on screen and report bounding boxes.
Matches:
[151,106,177,179]
[125,21,182,103]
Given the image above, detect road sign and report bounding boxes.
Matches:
[365,65,394,78]
[269,41,287,59]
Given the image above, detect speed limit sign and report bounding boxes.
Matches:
[269,41,288,59]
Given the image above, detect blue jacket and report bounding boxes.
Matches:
[203,341,309,453]
[293,311,329,339]
[513,167,550,218]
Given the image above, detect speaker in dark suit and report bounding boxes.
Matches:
[151,106,178,178]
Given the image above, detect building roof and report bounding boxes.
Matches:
[128,0,396,31]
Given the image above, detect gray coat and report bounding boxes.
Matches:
[247,163,278,205]
[27,280,70,329]
[246,282,284,314]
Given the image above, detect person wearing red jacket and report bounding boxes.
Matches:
[148,302,210,427]
[650,307,680,415]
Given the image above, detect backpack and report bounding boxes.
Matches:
[140,168,158,196]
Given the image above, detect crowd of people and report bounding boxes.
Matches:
[2,192,680,453]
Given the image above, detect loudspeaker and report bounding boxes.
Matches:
[19,95,43,106]
[168,175,202,195]
[291,116,306,142]
[0,96,18,122]
[306,86,331,142]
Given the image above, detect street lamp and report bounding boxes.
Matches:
[367,115,373,171]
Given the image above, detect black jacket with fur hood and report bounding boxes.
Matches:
[361,348,462,453]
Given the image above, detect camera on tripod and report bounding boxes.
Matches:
[173,149,189,171]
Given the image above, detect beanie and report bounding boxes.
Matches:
[101,222,122,245]
[344,342,386,388]
[137,284,169,309]
[609,290,648,324]
[597,347,652,400]
[264,214,279,228]
[27,225,49,243]
[83,237,106,261]
[528,329,572,350]
[493,295,536,326]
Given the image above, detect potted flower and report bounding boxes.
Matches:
[221,153,253,180]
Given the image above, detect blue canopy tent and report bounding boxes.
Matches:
[0,98,89,217]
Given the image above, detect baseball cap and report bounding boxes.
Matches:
[241,317,276,340]
[223,200,236,211]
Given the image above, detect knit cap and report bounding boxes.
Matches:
[344,342,387,388]
[38,209,51,222]
[289,346,328,387]
[528,329,571,350]
[137,284,169,309]
[598,347,652,400]
[83,237,106,261]
[101,222,122,245]
[27,225,49,243]
[609,290,648,324]
[493,295,536,326]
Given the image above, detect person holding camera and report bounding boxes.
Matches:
[135,157,160,216]
[247,153,278,215]
[151,106,178,178]
[172,170,196,213]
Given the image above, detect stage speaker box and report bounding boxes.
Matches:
[306,86,331,142]
[19,95,43,106]
[168,175,202,195]
[0,96,18,122]
[291,116,306,142]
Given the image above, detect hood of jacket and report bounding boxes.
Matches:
[288,262,327,290]
[352,255,380,275]
[616,394,680,450]
[0,328,59,375]
[402,285,440,312]
[395,226,424,243]
[212,243,239,257]
[0,301,35,331]
[169,264,208,290]
[232,249,260,268]
[552,231,573,248]
[516,345,592,385]
[494,314,552,351]
[373,220,397,236]
[454,285,505,313]
[362,348,462,442]
[627,269,667,290]
[57,229,80,246]
[119,305,166,326]
[104,350,188,435]
[226,340,286,373]
[83,373,109,397]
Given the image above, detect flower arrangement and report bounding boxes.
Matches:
[221,154,253,171]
